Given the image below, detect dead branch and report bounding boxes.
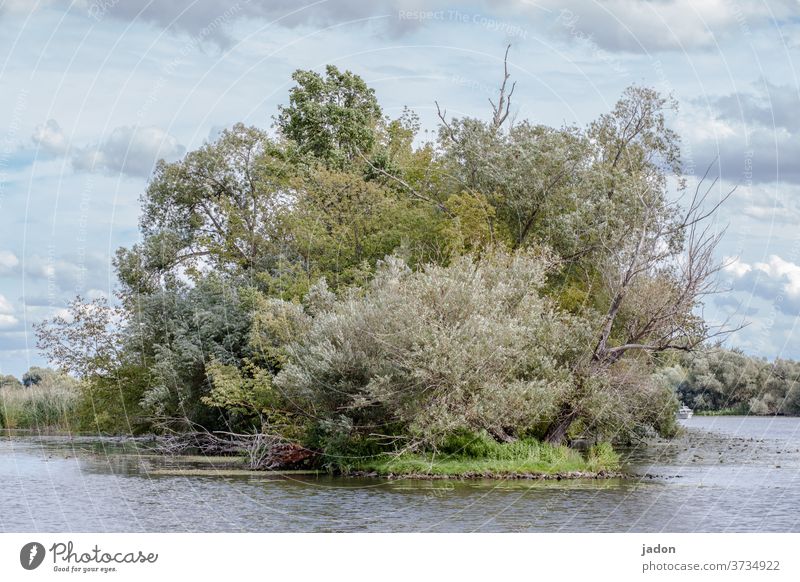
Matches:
[489,44,516,130]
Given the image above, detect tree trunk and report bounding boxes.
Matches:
[544,406,579,445]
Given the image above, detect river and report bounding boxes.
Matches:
[2,416,799,532]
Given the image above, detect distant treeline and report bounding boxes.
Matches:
[656,348,800,415]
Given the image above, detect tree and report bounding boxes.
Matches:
[438,118,588,250]
[0,374,22,389]
[116,123,293,298]
[35,298,124,381]
[542,165,735,443]
[277,65,382,166]
[288,167,447,289]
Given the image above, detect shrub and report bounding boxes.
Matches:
[276,249,595,455]
[586,442,620,472]
[72,364,151,434]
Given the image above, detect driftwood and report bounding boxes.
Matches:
[154,430,316,470]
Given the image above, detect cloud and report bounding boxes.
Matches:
[723,255,800,314]
[72,0,797,52]
[0,0,780,64]
[78,0,420,45]
[712,293,758,317]
[23,252,111,297]
[543,0,795,53]
[32,119,68,155]
[689,80,800,184]
[717,182,800,224]
[0,295,19,329]
[0,294,15,314]
[0,314,19,329]
[709,80,800,133]
[741,199,798,223]
[0,251,19,275]
[27,119,184,178]
[72,125,185,177]
[0,332,29,352]
[0,0,48,17]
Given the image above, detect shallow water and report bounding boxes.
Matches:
[2,416,799,532]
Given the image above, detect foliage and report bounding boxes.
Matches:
[663,347,800,416]
[277,65,382,167]
[30,62,738,474]
[73,364,151,434]
[131,275,256,428]
[34,298,123,380]
[287,167,447,289]
[117,123,293,290]
[276,249,616,454]
[1,374,23,389]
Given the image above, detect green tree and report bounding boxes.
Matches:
[288,167,447,289]
[0,374,22,389]
[277,65,382,166]
[116,123,293,298]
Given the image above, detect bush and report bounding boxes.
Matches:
[73,365,151,434]
[276,249,593,456]
[586,442,620,472]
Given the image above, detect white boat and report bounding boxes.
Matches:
[677,404,693,419]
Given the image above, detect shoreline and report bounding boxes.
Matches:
[346,469,628,480]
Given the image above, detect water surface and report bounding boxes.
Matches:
[2,416,799,532]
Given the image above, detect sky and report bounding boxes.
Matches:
[0,0,799,377]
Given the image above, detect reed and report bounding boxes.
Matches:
[0,384,78,430]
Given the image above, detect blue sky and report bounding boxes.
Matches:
[1,0,799,377]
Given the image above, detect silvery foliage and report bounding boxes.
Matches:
[275,250,595,447]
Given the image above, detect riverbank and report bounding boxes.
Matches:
[346,438,621,479]
[0,428,621,480]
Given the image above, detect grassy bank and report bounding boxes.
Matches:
[349,434,621,478]
[0,384,78,430]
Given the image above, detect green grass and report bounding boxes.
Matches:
[0,384,78,430]
[350,432,621,477]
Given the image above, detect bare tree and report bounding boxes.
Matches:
[489,44,516,130]
[544,167,742,443]
[436,44,517,139]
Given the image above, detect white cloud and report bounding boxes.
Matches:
[49,0,796,53]
[0,251,19,274]
[709,80,800,133]
[543,0,796,53]
[691,80,800,184]
[0,0,50,16]
[86,288,109,301]
[28,119,185,178]
[724,254,800,314]
[32,119,68,155]
[723,257,752,278]
[72,125,185,178]
[23,252,110,297]
[0,295,19,329]
[0,294,15,314]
